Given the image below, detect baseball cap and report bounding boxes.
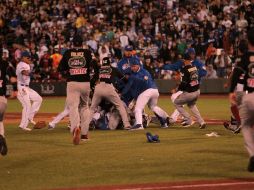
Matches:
[186,48,196,55]
[21,51,31,58]
[125,45,133,51]
[129,57,140,66]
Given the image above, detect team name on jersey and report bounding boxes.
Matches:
[99,74,111,79]
[71,52,84,57]
[68,57,86,68]
[188,67,197,72]
[70,68,87,75]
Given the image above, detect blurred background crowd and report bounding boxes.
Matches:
[0,0,253,82]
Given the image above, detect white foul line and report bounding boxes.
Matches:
[115,181,254,190]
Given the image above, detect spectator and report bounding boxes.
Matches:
[0,0,252,81]
[214,49,232,78]
[205,64,218,79]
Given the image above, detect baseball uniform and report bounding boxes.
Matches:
[0,51,9,156]
[16,51,42,131]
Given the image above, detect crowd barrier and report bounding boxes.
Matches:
[6,78,229,97]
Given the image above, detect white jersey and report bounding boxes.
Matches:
[16,61,31,86]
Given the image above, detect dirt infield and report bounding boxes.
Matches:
[5,112,69,124]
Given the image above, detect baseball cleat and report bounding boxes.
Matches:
[72,127,81,145]
[19,126,32,131]
[161,123,169,128]
[182,121,195,127]
[199,123,206,129]
[223,122,241,134]
[130,124,144,131]
[81,134,89,141]
[48,124,55,130]
[248,156,254,172]
[0,135,8,156]
[234,126,241,134]
[123,126,132,130]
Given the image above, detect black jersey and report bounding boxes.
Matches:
[178,64,200,92]
[242,51,254,93]
[58,48,93,82]
[229,56,246,93]
[98,65,124,87]
[0,60,8,96]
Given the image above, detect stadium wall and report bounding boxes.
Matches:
[6,79,229,96]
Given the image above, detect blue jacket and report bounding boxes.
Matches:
[162,59,207,81]
[131,67,157,89]
[121,75,150,102]
[121,68,157,102]
[117,56,142,75]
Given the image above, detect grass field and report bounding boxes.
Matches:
[0,96,253,190]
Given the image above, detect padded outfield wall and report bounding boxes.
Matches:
[6,78,229,96]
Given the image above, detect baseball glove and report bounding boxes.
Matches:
[33,121,47,129]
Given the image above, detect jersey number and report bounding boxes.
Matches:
[247,78,254,88]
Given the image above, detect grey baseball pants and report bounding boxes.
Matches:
[66,82,90,135]
[88,83,130,129]
[240,93,254,157]
[174,90,205,125]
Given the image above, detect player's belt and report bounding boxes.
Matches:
[20,84,29,87]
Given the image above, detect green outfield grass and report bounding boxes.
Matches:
[1,96,252,190]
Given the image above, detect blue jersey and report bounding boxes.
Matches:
[117,56,142,75]
[131,67,157,89]
[162,59,207,81]
[121,75,150,102]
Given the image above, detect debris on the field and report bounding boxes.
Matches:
[205,132,220,137]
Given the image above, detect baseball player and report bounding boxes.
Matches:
[118,45,142,75]
[0,45,9,156]
[87,57,131,130]
[172,54,206,128]
[162,48,207,126]
[223,39,248,134]
[122,58,169,130]
[230,29,254,172]
[16,51,43,131]
[58,34,99,145]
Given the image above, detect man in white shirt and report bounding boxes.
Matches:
[16,51,43,131]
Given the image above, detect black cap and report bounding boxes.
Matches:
[73,35,83,47]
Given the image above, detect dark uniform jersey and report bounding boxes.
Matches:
[58,48,93,82]
[229,56,246,93]
[178,64,199,92]
[98,65,125,88]
[242,51,254,93]
[0,60,8,96]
